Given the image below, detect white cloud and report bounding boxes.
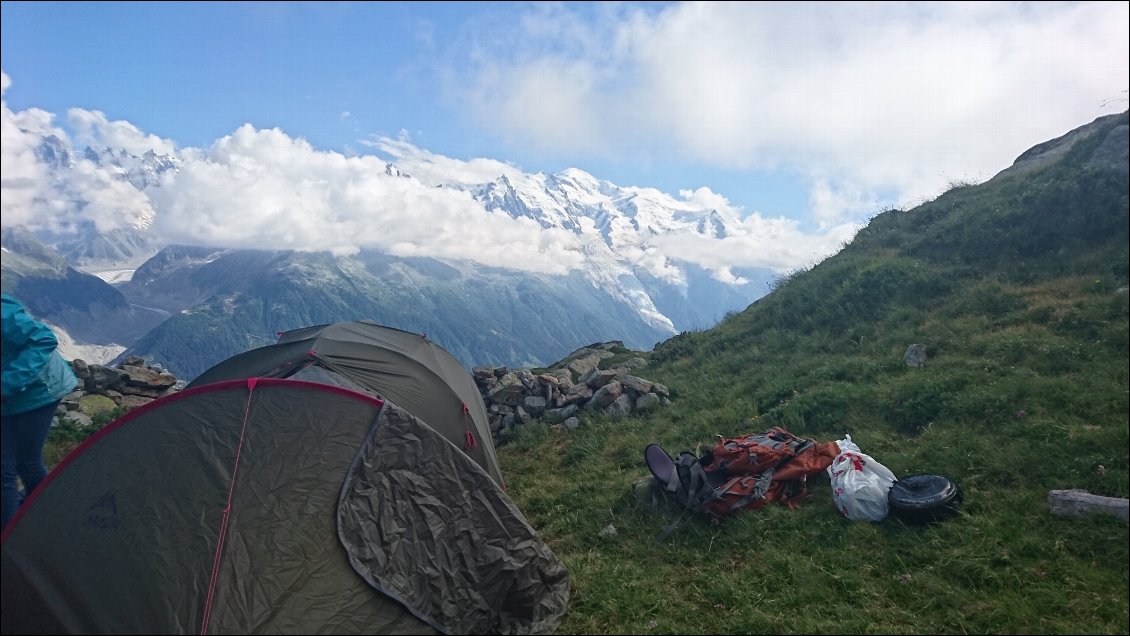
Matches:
[651,212,860,280]
[3,73,588,274]
[148,125,585,273]
[6,68,848,282]
[615,184,857,282]
[453,1,1130,224]
[807,178,885,228]
[2,71,64,227]
[67,157,156,233]
[621,243,686,285]
[2,75,157,234]
[677,186,742,218]
[68,108,177,156]
[365,133,526,186]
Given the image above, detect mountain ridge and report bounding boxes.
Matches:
[4,112,1123,382]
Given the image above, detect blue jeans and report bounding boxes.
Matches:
[1,400,59,529]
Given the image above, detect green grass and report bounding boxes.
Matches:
[44,406,122,467]
[492,123,1130,634]
[497,275,1128,634]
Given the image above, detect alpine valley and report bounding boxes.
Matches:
[1,136,780,380]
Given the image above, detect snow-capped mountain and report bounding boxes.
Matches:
[19,131,771,334]
[3,132,773,375]
[468,167,740,245]
[26,137,178,270]
[459,167,769,333]
[83,146,181,193]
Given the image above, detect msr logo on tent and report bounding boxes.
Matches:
[83,491,120,530]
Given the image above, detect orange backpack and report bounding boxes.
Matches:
[698,426,840,518]
[647,426,841,529]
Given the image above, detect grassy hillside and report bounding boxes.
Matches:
[496,112,1128,634]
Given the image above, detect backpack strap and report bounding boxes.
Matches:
[673,452,718,510]
[654,452,720,543]
[712,471,777,516]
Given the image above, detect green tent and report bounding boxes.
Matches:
[1,323,570,634]
[188,321,505,487]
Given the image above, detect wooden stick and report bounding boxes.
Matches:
[1047,489,1129,524]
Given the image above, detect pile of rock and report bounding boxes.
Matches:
[472,341,670,434]
[54,343,673,439]
[57,356,184,427]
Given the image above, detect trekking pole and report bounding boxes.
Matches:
[654,508,691,543]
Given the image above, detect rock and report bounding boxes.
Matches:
[85,366,129,393]
[59,411,93,428]
[118,394,155,410]
[487,373,527,406]
[565,352,603,377]
[605,393,634,418]
[620,375,653,395]
[471,344,670,439]
[523,396,547,417]
[590,381,623,409]
[120,355,147,368]
[633,475,658,505]
[635,393,661,413]
[78,394,119,418]
[904,344,927,368]
[580,368,619,389]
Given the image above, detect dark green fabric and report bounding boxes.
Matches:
[1,380,434,634]
[339,403,571,635]
[187,321,504,487]
[1,379,570,634]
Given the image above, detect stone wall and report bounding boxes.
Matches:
[473,342,670,434]
[57,342,671,437]
[57,355,184,427]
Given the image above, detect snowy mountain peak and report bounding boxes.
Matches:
[465,165,742,251]
[547,167,604,195]
[36,135,74,169]
[12,126,771,348]
[384,162,410,178]
[446,166,761,333]
[81,144,181,190]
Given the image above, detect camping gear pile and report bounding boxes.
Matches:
[646,426,962,526]
[1,321,570,635]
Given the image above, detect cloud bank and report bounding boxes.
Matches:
[4,69,854,279]
[451,1,1129,225]
[149,125,586,273]
[1,73,156,234]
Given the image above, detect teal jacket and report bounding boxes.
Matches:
[1,294,78,416]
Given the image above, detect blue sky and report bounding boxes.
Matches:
[2,1,1127,275]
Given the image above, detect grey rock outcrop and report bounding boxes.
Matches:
[57,356,184,428]
[473,341,670,435]
[903,344,927,368]
[55,341,671,444]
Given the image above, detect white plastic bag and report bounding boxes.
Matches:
[832,434,861,456]
[828,447,897,522]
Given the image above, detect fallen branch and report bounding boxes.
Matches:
[1047,489,1129,524]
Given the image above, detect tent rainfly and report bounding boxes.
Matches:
[1,321,570,635]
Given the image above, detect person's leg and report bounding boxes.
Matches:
[1,401,59,527]
[1,413,20,528]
